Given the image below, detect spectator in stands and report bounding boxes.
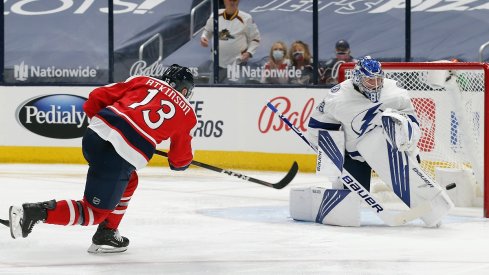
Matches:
[319,39,356,85]
[200,0,261,83]
[288,40,313,85]
[261,41,290,84]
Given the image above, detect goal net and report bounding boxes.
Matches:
[338,62,488,217]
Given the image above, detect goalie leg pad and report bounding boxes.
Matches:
[316,130,345,184]
[357,127,453,226]
[290,187,361,227]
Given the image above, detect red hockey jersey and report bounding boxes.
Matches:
[83,76,197,169]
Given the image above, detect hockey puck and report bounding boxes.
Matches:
[445,183,456,190]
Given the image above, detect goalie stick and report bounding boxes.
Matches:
[155,150,298,190]
[0,218,8,227]
[266,101,431,226]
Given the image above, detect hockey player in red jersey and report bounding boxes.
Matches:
[8,64,197,253]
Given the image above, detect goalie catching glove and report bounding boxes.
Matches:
[381,108,421,152]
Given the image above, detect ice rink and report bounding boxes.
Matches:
[0,163,488,275]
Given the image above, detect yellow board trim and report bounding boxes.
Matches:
[0,146,86,164]
[0,147,316,172]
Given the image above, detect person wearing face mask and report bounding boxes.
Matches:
[288,40,314,85]
[261,41,291,84]
[319,39,356,86]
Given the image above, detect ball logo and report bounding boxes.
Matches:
[16,94,89,139]
[258,97,314,133]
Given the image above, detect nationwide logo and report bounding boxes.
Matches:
[13,62,98,81]
[14,61,28,81]
[227,65,301,82]
[16,94,89,139]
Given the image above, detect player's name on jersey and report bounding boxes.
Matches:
[145,79,192,116]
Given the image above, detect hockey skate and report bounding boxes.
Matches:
[9,200,56,239]
[87,222,129,254]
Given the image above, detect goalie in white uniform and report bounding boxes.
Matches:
[290,56,453,227]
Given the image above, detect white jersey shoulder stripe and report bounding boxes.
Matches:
[88,117,149,169]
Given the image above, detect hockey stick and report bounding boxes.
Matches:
[154,150,298,189]
[0,218,9,227]
[266,101,430,226]
[0,154,297,228]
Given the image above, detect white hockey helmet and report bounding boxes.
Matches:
[352,56,384,103]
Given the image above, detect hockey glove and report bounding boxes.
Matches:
[381,108,420,152]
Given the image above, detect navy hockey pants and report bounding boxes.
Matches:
[82,128,136,210]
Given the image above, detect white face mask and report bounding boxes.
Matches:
[272,50,284,61]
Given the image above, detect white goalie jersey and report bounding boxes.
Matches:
[308,78,420,162]
[306,78,452,227]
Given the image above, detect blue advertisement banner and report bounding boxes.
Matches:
[3,0,489,84]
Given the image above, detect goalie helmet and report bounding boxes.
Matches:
[161,64,195,100]
[352,56,384,103]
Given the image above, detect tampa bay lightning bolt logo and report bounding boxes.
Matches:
[351,103,382,137]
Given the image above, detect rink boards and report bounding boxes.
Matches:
[0,86,479,173]
[0,86,322,171]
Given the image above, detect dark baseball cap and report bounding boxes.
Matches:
[335,40,350,51]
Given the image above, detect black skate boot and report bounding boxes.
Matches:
[9,200,56,239]
[87,222,129,254]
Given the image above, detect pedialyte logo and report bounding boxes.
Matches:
[17,94,88,139]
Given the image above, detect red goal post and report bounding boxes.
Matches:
[338,62,489,217]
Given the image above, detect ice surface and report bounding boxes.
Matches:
[0,164,488,275]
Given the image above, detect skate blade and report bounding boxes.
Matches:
[87,244,128,254]
[9,206,23,239]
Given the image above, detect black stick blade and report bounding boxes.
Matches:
[154,150,298,190]
[0,218,9,227]
[248,161,299,189]
[273,161,299,189]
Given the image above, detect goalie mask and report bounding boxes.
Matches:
[161,64,195,100]
[352,56,384,103]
